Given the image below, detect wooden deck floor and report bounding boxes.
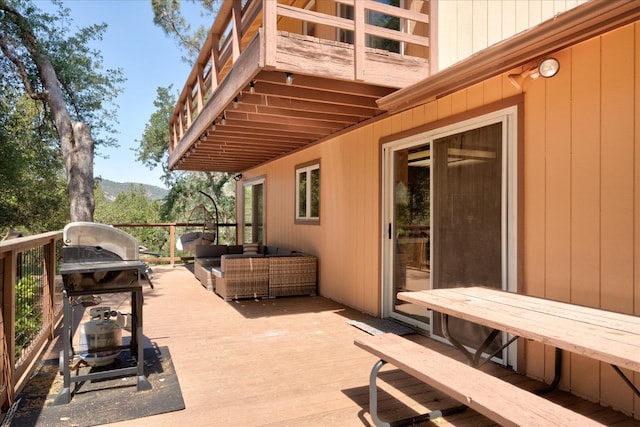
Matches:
[33,265,640,426]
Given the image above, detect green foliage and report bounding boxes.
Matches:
[0,92,68,236]
[150,0,217,64]
[15,274,42,358]
[0,0,126,230]
[0,0,126,150]
[135,86,236,242]
[135,86,177,187]
[162,172,236,243]
[94,182,169,253]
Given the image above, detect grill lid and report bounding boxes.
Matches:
[63,222,139,261]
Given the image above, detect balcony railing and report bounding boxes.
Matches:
[168,0,431,155]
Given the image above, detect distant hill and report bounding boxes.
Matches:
[98,178,169,201]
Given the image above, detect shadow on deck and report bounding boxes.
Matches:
[13,265,640,426]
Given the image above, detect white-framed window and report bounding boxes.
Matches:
[295,161,320,224]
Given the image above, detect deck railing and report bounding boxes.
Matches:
[0,231,62,409]
[168,0,430,153]
[111,222,238,265]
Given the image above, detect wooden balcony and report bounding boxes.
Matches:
[168,0,431,173]
[17,265,640,426]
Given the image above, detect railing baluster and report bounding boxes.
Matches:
[196,64,205,115]
[231,0,242,62]
[264,0,276,67]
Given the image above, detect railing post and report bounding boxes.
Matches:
[354,0,365,81]
[170,224,176,267]
[2,251,16,407]
[44,238,57,339]
[264,0,276,68]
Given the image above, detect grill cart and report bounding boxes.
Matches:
[54,222,153,405]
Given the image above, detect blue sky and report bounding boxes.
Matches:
[41,0,212,189]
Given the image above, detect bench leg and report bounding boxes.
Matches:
[368,359,467,427]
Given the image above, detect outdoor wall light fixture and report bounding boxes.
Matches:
[234,173,243,181]
[537,57,560,78]
[249,81,255,93]
[508,57,560,90]
[285,72,293,85]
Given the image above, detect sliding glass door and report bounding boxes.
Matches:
[382,107,519,363]
[389,143,432,326]
[431,122,503,351]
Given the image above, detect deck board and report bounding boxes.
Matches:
[31,266,640,426]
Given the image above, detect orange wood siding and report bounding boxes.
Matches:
[240,20,640,419]
[569,36,602,403]
[241,124,384,315]
[600,24,636,413]
[522,23,640,416]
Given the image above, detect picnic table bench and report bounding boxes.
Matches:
[355,333,603,427]
[355,286,640,426]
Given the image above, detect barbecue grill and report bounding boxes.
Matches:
[54,222,153,405]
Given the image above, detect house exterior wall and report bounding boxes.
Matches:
[241,20,640,418]
[521,22,640,416]
[436,0,588,71]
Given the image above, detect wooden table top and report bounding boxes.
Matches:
[398,286,640,372]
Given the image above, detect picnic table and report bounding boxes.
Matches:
[398,286,640,380]
[355,286,640,426]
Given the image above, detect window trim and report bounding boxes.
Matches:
[380,100,523,368]
[295,159,321,225]
[241,175,266,244]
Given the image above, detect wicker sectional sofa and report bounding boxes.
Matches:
[193,244,243,291]
[193,244,317,300]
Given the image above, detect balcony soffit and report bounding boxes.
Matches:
[169,0,431,173]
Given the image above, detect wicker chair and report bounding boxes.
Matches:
[213,255,269,301]
[268,255,317,298]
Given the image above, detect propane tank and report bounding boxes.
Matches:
[79,307,122,367]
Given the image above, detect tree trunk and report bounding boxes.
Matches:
[68,122,95,222]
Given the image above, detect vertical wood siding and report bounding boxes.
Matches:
[437,0,587,71]
[241,20,640,419]
[520,23,640,416]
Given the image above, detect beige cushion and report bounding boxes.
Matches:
[243,242,260,254]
